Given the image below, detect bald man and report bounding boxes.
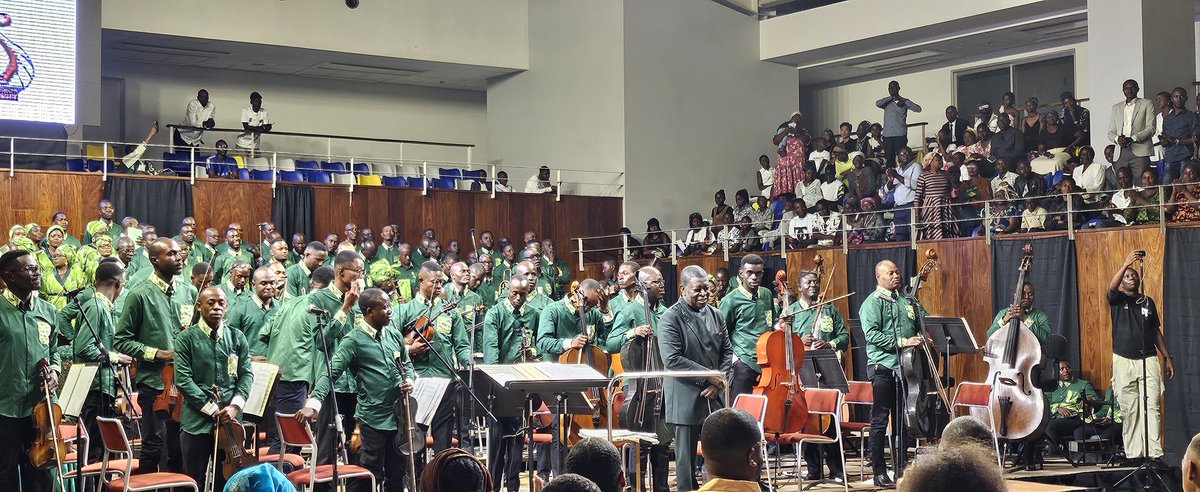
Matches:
[114,238,186,473]
[219,260,254,306]
[516,260,551,312]
[859,260,924,487]
[1183,433,1200,492]
[225,267,278,358]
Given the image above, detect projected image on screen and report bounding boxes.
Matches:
[0,0,75,124]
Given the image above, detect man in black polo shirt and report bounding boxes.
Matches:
[1106,250,1174,464]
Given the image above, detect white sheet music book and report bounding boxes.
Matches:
[412,377,451,427]
[61,363,98,418]
[244,362,280,417]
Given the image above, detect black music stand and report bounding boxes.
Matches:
[921,317,978,388]
[800,349,849,393]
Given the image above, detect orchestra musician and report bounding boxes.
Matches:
[481,276,539,492]
[607,261,641,316]
[859,260,924,488]
[659,265,733,492]
[300,288,417,492]
[720,254,775,398]
[308,250,366,470]
[114,238,187,473]
[175,287,253,491]
[72,260,133,465]
[986,280,1052,469]
[0,250,61,491]
[788,270,848,482]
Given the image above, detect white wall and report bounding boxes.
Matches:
[103,61,488,167]
[623,0,796,232]
[486,0,627,194]
[807,43,1088,144]
[102,0,529,70]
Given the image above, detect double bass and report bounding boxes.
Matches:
[973,244,1047,442]
[899,249,951,439]
[753,271,809,436]
[619,278,672,445]
[387,340,424,492]
[559,281,610,446]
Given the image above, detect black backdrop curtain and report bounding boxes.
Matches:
[103,177,193,237]
[846,245,914,381]
[1163,228,1200,466]
[271,185,315,248]
[989,235,1079,370]
[658,262,679,307]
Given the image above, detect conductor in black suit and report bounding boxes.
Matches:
[941,105,972,146]
[659,265,734,492]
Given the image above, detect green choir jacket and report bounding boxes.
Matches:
[787,298,849,351]
[0,289,61,418]
[174,320,253,436]
[310,319,416,431]
[73,293,121,396]
[482,299,540,364]
[987,307,1051,344]
[535,297,612,360]
[720,285,776,372]
[391,293,471,379]
[225,294,279,357]
[858,286,924,370]
[114,274,183,390]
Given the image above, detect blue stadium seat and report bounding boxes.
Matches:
[430,177,456,190]
[161,152,192,174]
[353,162,370,175]
[321,161,348,174]
[250,169,274,181]
[307,171,332,184]
[65,158,85,172]
[86,159,115,172]
[279,170,306,182]
[237,168,250,180]
[460,169,485,188]
[382,176,407,187]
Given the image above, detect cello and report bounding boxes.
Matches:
[559,281,610,446]
[387,339,424,492]
[899,249,951,439]
[206,384,254,492]
[619,277,672,445]
[972,244,1047,442]
[753,271,809,436]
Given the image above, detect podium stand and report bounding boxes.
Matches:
[476,363,611,492]
[921,317,977,388]
[799,349,849,393]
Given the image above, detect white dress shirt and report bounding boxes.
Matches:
[525,174,553,194]
[237,106,271,150]
[179,100,216,146]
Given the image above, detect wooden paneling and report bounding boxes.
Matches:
[915,238,994,387]
[785,248,851,316]
[191,178,273,238]
[1073,225,1165,388]
[0,171,103,238]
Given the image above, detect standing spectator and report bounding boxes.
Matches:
[1031,111,1073,174]
[525,166,557,194]
[237,92,272,152]
[755,155,773,198]
[875,80,922,166]
[711,190,732,224]
[989,113,1024,177]
[884,147,922,241]
[1059,91,1090,147]
[998,91,1020,126]
[1107,79,1156,179]
[1018,97,1043,154]
[914,154,958,239]
[176,89,216,148]
[1159,87,1200,184]
[941,105,971,146]
[771,112,808,201]
[1151,92,1170,169]
[975,102,999,133]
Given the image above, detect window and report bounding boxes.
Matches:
[954,54,1075,123]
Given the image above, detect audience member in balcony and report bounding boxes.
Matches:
[876,81,922,166]
[494,171,513,193]
[731,189,753,223]
[991,158,1018,193]
[1073,147,1107,205]
[844,152,877,207]
[829,145,852,178]
[809,200,843,247]
[984,187,1022,236]
[1020,198,1048,233]
[998,91,1020,127]
[642,218,670,259]
[1059,91,1090,147]
[758,194,795,248]
[203,140,237,178]
[955,160,993,236]
[1159,87,1200,184]
[808,138,830,170]
[942,106,971,146]
[819,165,846,208]
[1106,166,1142,226]
[120,120,160,175]
[989,114,1024,177]
[176,89,216,148]
[885,147,921,241]
[469,168,490,191]
[1046,177,1085,231]
[975,102,998,133]
[525,166,557,194]
[749,196,773,233]
[849,197,886,244]
[834,122,858,152]
[865,123,886,161]
[795,162,823,209]
[679,213,714,257]
[1152,91,1170,167]
[959,127,987,162]
[786,200,818,249]
[915,153,958,240]
[1120,168,1163,226]
[1107,79,1156,180]
[710,189,732,225]
[617,227,643,261]
[1013,159,1047,200]
[755,154,773,198]
[1019,97,1043,154]
[771,112,808,201]
[1030,111,1074,175]
[1167,162,1200,222]
[237,91,272,152]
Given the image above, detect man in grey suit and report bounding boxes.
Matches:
[1108,79,1157,179]
[659,265,733,492]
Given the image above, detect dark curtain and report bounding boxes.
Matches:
[0,121,68,170]
[103,177,193,236]
[728,254,787,294]
[846,246,914,381]
[271,185,315,246]
[658,262,679,307]
[1163,228,1200,466]
[989,235,1079,370]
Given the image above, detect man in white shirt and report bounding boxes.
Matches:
[1107,79,1155,179]
[524,166,556,194]
[885,147,922,241]
[494,171,514,192]
[175,89,216,148]
[237,92,272,152]
[786,200,819,249]
[991,158,1019,192]
[122,121,159,175]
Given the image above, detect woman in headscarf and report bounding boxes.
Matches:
[48,211,82,248]
[849,196,887,244]
[39,246,86,310]
[25,222,43,245]
[76,234,115,283]
[0,224,26,254]
[37,225,76,274]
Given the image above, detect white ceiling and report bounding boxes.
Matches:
[102,30,522,92]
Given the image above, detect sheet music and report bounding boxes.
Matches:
[528,363,606,380]
[60,363,98,418]
[477,363,608,386]
[412,377,451,427]
[578,428,660,445]
[244,362,280,417]
[477,365,527,387]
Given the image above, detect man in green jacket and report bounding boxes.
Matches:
[73,261,133,462]
[482,276,539,492]
[987,282,1051,343]
[0,250,63,492]
[541,239,570,297]
[213,228,253,283]
[218,260,253,307]
[299,288,416,492]
[474,255,501,309]
[1044,360,1097,456]
[859,259,924,488]
[394,243,418,303]
[114,238,186,473]
[607,261,640,317]
[445,261,485,352]
[789,269,849,482]
[225,267,279,358]
[307,250,366,467]
[720,254,775,398]
[285,241,328,297]
[82,199,120,246]
[175,287,253,491]
[517,261,552,313]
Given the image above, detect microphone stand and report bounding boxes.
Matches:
[1113,345,1168,490]
[312,310,344,490]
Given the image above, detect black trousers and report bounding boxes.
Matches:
[730,360,760,400]
[360,423,409,492]
[883,136,908,167]
[802,424,845,479]
[416,384,459,478]
[1045,417,1083,454]
[625,443,670,492]
[488,417,524,492]
[868,365,899,476]
[338,392,359,459]
[0,415,50,492]
[268,379,309,454]
[136,384,183,472]
[80,391,112,464]
[674,424,699,492]
[181,431,228,492]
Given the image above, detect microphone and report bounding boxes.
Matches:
[307,304,329,315]
[64,286,88,299]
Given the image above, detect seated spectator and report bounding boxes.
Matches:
[1013,159,1047,199]
[1167,162,1200,222]
[1031,110,1074,174]
[983,186,1021,235]
[849,197,886,244]
[942,105,971,146]
[564,438,624,492]
[954,160,993,235]
[619,227,643,260]
[697,408,763,492]
[844,152,878,206]
[1045,360,1098,456]
[896,444,1005,492]
[795,162,823,209]
[1020,198,1048,233]
[1019,97,1043,154]
[494,171,513,192]
[642,218,670,258]
[203,140,237,178]
[914,154,957,240]
[749,196,773,232]
[1115,168,1162,226]
[786,200,818,249]
[420,448,493,492]
[974,102,998,132]
[808,137,831,170]
[1073,147,1108,205]
[991,158,1018,192]
[711,189,732,224]
[829,145,852,178]
[809,200,843,247]
[679,212,716,256]
[237,91,272,152]
[544,474,601,492]
[468,168,491,191]
[819,166,846,207]
[525,166,556,194]
[759,194,797,248]
[756,154,773,197]
[834,122,858,151]
[1046,177,1085,230]
[120,120,160,175]
[732,189,753,222]
[726,216,759,253]
[989,113,1023,177]
[958,127,987,164]
[940,416,995,452]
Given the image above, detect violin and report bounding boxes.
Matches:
[29,359,69,492]
[204,385,253,492]
[405,300,460,342]
[559,280,610,446]
[753,271,809,436]
[619,278,672,445]
[973,244,1047,442]
[899,250,951,439]
[153,363,183,422]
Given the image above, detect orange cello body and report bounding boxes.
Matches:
[558,281,611,446]
[752,271,810,435]
[153,363,183,422]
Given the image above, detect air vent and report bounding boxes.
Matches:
[849,50,945,70]
[319,62,426,76]
[114,42,231,57]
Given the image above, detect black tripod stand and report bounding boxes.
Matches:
[1112,350,1168,490]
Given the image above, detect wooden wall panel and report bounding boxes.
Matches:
[191,178,273,238]
[0,171,103,238]
[785,248,850,316]
[915,238,993,387]
[1073,226,1165,388]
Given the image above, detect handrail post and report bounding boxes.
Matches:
[841,217,849,254]
[670,230,678,266]
[1158,184,1167,233]
[189,146,196,185]
[555,170,562,202]
[349,157,356,194]
[781,222,787,257]
[983,201,992,245]
[722,225,730,262]
[326,138,332,164]
[168,127,176,153]
[421,161,429,196]
[909,204,917,250]
[1066,192,1075,240]
[271,152,278,196]
[8,137,13,177]
[467,147,473,169]
[102,141,108,182]
[622,233,629,261]
[576,238,584,272]
[490,164,497,199]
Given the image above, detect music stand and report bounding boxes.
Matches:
[921,317,977,388]
[800,349,849,393]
